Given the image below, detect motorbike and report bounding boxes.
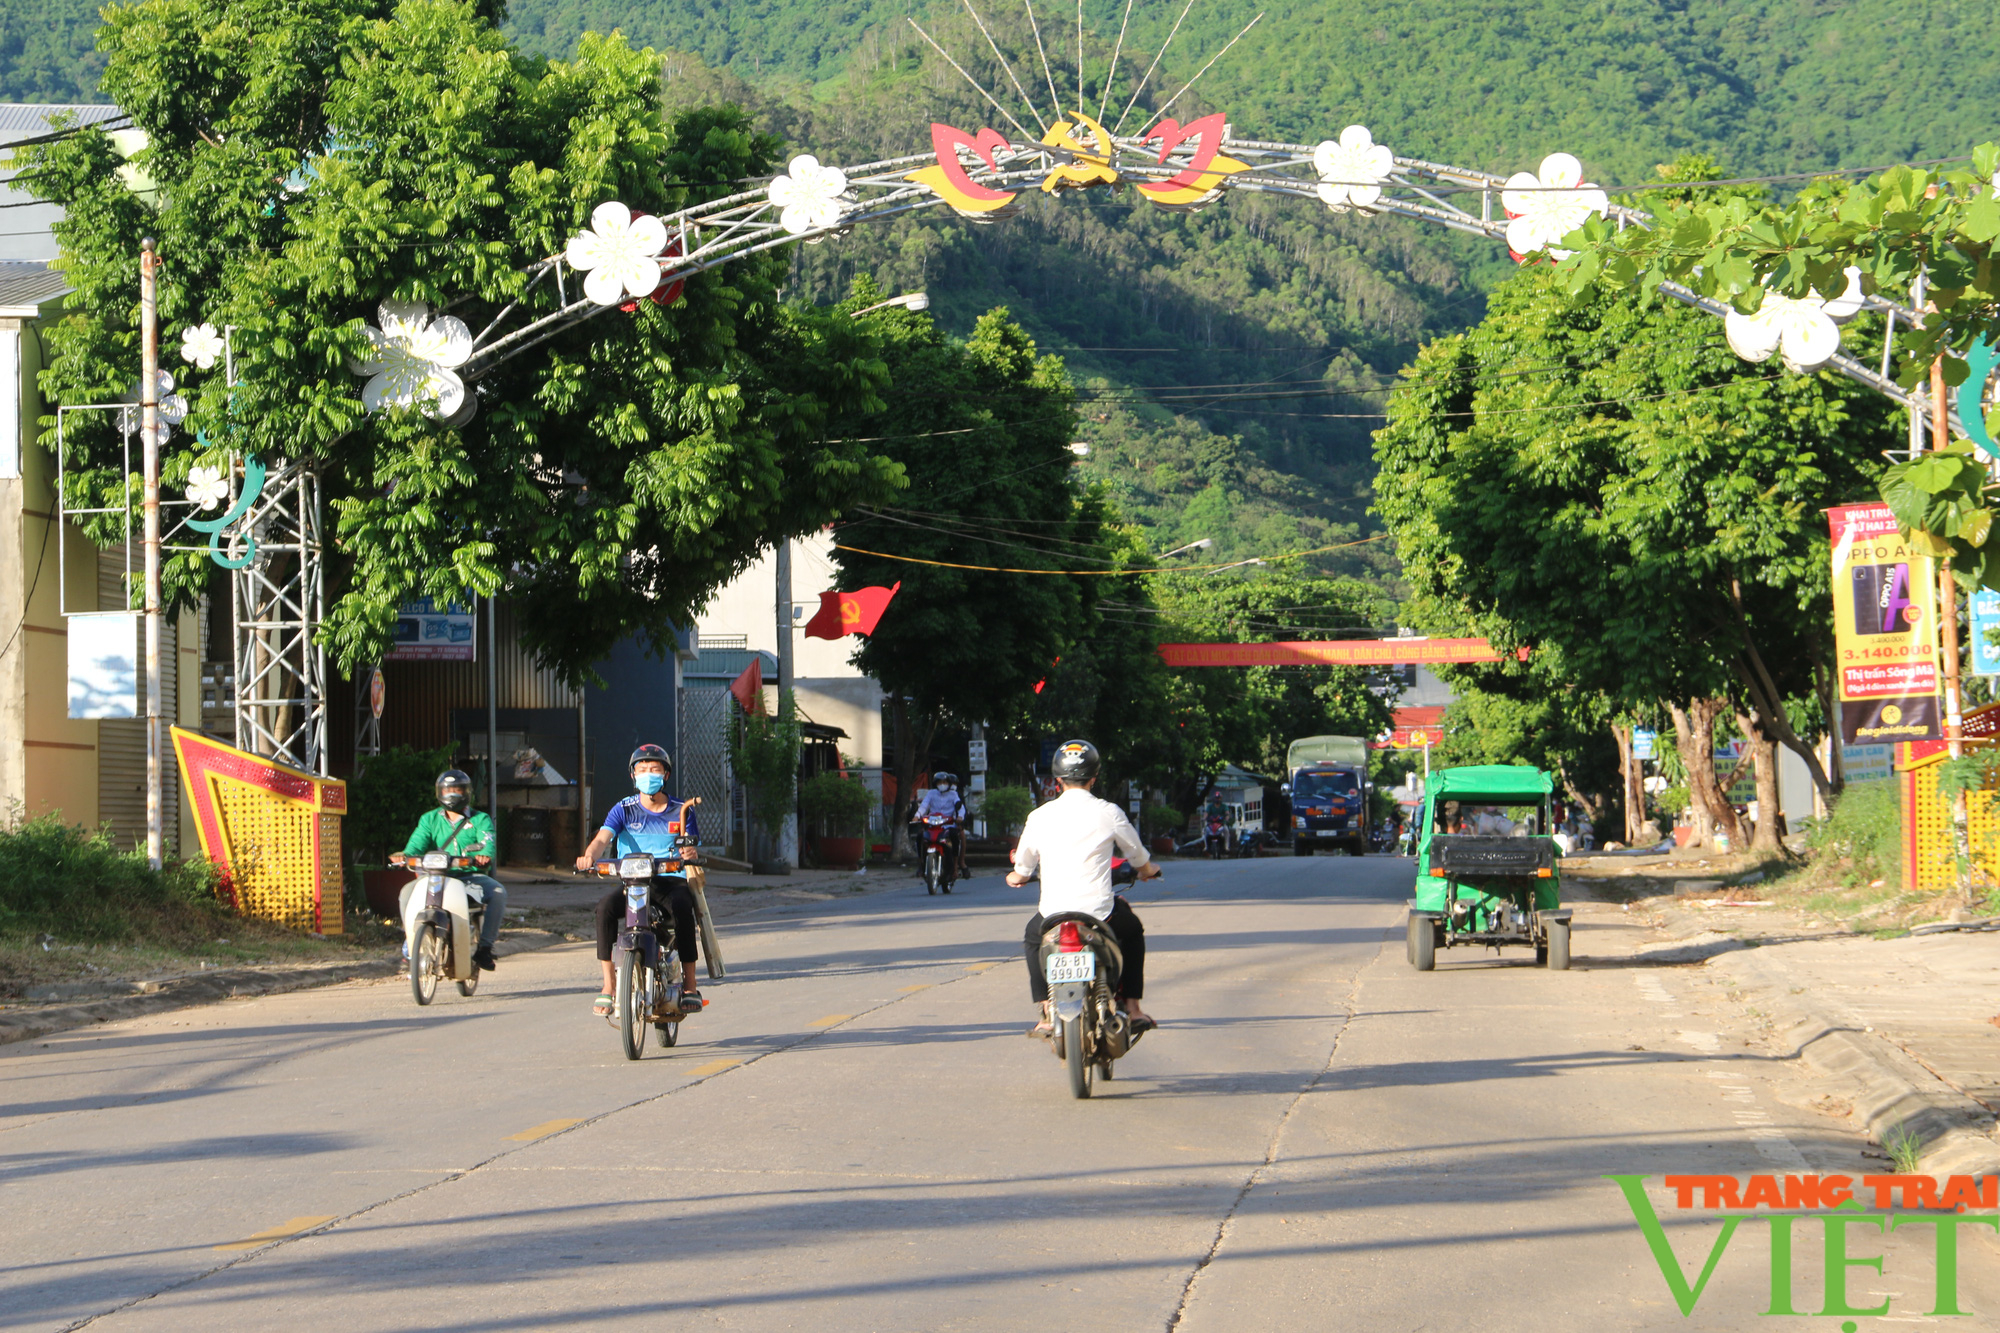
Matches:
[916,814,959,895]
[400,852,485,1005]
[1203,815,1229,859]
[1033,858,1150,1099]
[596,833,703,1060]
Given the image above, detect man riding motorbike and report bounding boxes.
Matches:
[394,769,505,971]
[912,771,969,879]
[575,745,705,1018]
[1005,739,1160,1035]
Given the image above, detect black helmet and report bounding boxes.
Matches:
[932,771,957,787]
[1050,739,1099,783]
[436,768,473,812]
[629,744,672,774]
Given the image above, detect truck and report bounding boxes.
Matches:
[1285,735,1369,856]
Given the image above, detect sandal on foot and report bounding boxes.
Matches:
[1031,1004,1054,1036]
[1128,1015,1157,1035]
[592,994,614,1017]
[680,988,704,1009]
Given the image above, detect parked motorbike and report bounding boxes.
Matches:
[915,814,959,895]
[1203,815,1229,859]
[596,835,703,1060]
[1033,859,1150,1099]
[399,851,484,1005]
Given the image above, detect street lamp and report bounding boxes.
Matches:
[1203,558,1266,576]
[850,292,930,317]
[1160,538,1214,559]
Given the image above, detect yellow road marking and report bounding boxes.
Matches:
[965,961,1002,973]
[505,1119,583,1142]
[808,1014,851,1028]
[898,984,931,993]
[215,1215,336,1251]
[689,1058,740,1077]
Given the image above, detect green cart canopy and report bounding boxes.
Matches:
[1424,765,1554,803]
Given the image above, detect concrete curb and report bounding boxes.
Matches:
[0,929,568,1048]
[1707,949,2000,1176]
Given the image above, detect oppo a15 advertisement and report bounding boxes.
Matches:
[1827,502,1940,744]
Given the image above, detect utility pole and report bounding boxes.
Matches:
[486,596,499,819]
[774,537,792,692]
[140,238,163,870]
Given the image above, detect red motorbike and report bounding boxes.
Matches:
[915,813,960,895]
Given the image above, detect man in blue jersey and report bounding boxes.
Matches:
[575,745,705,1017]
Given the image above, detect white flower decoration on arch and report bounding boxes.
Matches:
[180,323,224,370]
[1724,267,1866,374]
[1500,153,1609,258]
[1312,125,1395,212]
[185,464,230,511]
[768,155,850,235]
[350,300,473,418]
[564,202,670,306]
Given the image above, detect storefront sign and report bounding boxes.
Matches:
[1971,589,2000,676]
[1827,503,1939,743]
[384,598,476,661]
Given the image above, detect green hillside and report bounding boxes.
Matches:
[6,1,1997,571]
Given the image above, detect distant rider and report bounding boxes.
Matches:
[575,745,706,1018]
[1006,739,1161,1035]
[394,769,505,971]
[913,771,969,878]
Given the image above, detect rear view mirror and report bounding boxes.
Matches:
[1279,784,1290,796]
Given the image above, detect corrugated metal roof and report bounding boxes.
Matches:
[684,647,777,681]
[0,260,69,313]
[0,104,125,138]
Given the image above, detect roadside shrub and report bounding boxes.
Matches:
[980,786,1035,838]
[0,814,224,942]
[1803,780,1903,890]
[345,743,459,863]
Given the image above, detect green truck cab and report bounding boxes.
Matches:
[1408,765,1573,971]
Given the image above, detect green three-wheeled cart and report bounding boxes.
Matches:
[1407,765,1574,971]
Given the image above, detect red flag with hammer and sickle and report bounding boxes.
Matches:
[803,582,901,640]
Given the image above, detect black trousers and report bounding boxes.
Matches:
[1023,897,1144,1002]
[596,879,698,966]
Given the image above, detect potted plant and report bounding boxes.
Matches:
[799,770,874,868]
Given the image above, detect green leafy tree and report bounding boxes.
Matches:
[825,286,1093,840]
[24,0,902,683]
[1375,264,1902,847]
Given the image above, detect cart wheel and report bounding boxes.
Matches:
[1408,915,1435,972]
[1546,919,1571,971]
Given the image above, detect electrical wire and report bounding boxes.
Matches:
[834,531,1386,575]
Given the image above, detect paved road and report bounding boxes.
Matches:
[5,856,1994,1330]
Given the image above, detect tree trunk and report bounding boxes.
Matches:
[1734,709,1783,855]
[1725,576,1836,804]
[1669,698,1741,850]
[885,695,939,863]
[1611,725,1646,845]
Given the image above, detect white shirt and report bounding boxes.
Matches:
[1012,787,1151,921]
[915,788,964,819]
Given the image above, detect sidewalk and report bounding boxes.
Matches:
[1565,857,2000,1174]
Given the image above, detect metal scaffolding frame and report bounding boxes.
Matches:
[227,458,328,771]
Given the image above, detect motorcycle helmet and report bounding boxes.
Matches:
[932,771,956,788]
[436,768,473,813]
[1050,739,1100,783]
[628,743,672,775]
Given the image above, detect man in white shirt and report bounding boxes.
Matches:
[1006,739,1162,1033]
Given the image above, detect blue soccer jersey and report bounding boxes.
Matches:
[601,796,699,856]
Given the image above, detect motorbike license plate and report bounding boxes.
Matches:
[1044,952,1095,985]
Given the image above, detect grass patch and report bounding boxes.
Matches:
[0,813,394,997]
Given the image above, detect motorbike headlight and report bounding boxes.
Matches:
[1293,817,1306,829]
[619,854,655,879]
[421,851,449,870]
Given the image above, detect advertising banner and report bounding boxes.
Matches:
[383,598,476,661]
[1971,589,2000,676]
[1827,503,1939,744]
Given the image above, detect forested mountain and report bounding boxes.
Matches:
[6,1,1997,571]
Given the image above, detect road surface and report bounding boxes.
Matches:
[4,855,1990,1330]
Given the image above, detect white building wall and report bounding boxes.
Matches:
[698,531,884,767]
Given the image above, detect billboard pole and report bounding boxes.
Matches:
[1931,356,1965,762]
[139,238,163,871]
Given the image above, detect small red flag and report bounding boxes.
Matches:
[729,657,763,716]
[803,582,901,639]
